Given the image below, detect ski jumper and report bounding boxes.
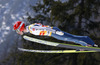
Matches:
[26,23,95,46]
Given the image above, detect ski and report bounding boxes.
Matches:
[23,35,100,52]
[18,48,96,53]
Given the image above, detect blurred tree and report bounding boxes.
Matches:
[29,0,100,36]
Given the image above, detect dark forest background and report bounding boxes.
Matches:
[0,0,100,65]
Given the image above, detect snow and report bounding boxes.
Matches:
[0,0,39,61]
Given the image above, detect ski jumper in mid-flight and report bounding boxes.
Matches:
[13,21,98,47]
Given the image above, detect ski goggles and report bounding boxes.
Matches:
[16,29,21,33]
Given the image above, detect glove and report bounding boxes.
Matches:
[55,31,64,35]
